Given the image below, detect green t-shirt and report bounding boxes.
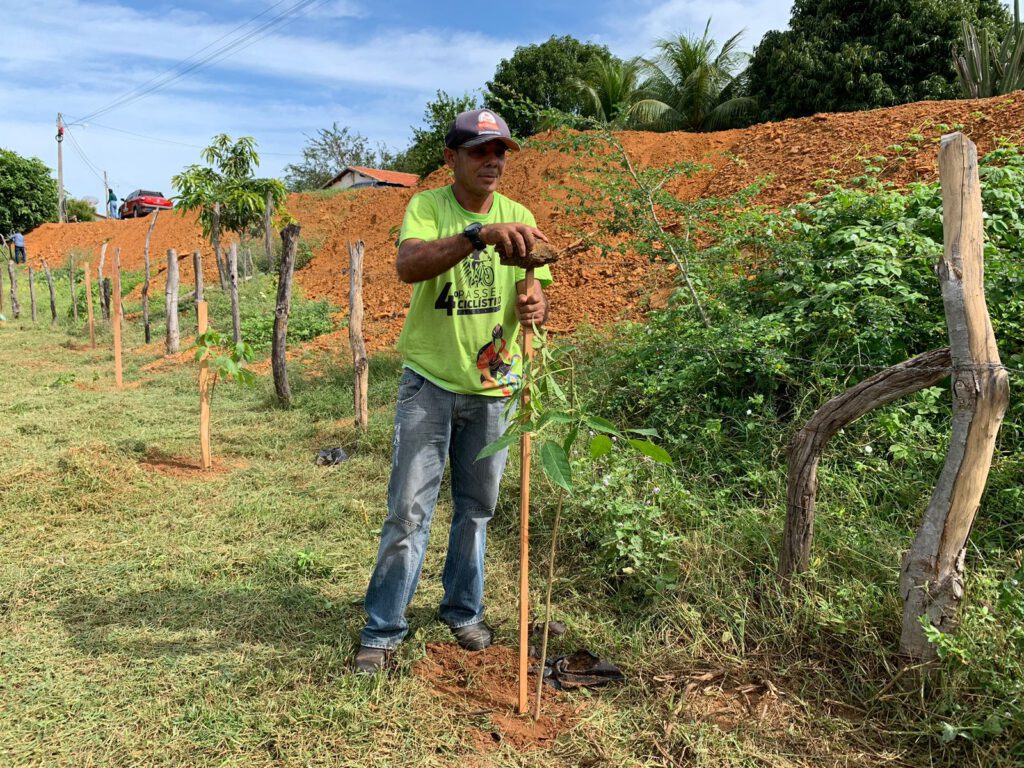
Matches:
[397,185,553,397]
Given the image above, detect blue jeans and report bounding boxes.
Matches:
[361,368,510,649]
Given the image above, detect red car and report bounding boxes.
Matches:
[119,189,173,218]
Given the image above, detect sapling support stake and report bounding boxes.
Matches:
[518,266,535,716]
[112,249,123,389]
[197,300,212,470]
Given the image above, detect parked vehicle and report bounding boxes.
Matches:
[119,190,173,218]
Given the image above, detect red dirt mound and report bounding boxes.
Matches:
[24,92,1024,354]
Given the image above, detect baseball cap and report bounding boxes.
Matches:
[444,109,521,152]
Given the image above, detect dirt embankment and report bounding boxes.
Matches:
[23,92,1024,352]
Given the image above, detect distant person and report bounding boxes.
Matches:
[12,232,26,264]
[353,109,552,674]
[108,190,119,219]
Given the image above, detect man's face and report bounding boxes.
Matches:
[445,140,508,199]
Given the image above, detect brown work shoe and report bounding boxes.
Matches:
[451,621,493,651]
[353,645,389,674]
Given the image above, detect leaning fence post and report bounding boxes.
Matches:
[112,250,123,388]
[272,223,300,406]
[165,248,180,355]
[142,210,158,343]
[348,240,369,430]
[899,133,1011,660]
[7,261,20,319]
[84,263,95,347]
[228,242,241,344]
[68,254,77,322]
[98,243,109,321]
[29,266,37,322]
[197,300,212,470]
[42,260,57,325]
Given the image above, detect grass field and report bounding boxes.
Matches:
[0,262,1017,767]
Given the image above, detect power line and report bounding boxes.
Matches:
[72,121,302,157]
[63,127,107,188]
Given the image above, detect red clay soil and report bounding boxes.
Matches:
[413,642,581,753]
[23,92,1024,354]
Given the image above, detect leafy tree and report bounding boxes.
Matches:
[485,35,614,136]
[172,134,286,240]
[572,57,656,128]
[65,197,97,222]
[284,123,400,191]
[746,0,1011,120]
[638,21,756,131]
[0,149,58,234]
[398,91,479,179]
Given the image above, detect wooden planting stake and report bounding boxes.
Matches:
[98,243,108,321]
[7,261,20,319]
[42,259,57,325]
[518,267,535,716]
[142,211,158,343]
[84,263,95,347]
[29,266,37,322]
[112,250,123,389]
[115,248,124,322]
[348,240,368,430]
[68,254,77,321]
[272,224,300,406]
[0,254,4,315]
[193,249,204,319]
[228,242,241,344]
[165,249,180,355]
[197,300,212,470]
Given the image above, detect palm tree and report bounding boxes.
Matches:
[570,57,658,128]
[637,20,756,132]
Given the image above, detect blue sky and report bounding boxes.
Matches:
[2,0,796,213]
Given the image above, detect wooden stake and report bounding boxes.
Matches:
[264,190,275,273]
[198,301,212,470]
[84,263,95,347]
[228,242,241,344]
[0,253,4,315]
[142,211,158,343]
[348,240,368,430]
[899,133,1010,659]
[29,266,37,322]
[115,248,124,322]
[98,243,108,321]
[518,267,535,716]
[165,249,180,355]
[68,254,77,321]
[112,250,123,389]
[42,259,57,325]
[193,249,204,320]
[212,203,227,291]
[7,261,20,319]
[272,224,300,406]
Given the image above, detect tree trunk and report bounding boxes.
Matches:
[348,240,369,430]
[779,348,953,579]
[29,267,36,322]
[68,256,76,321]
[193,249,204,319]
[42,260,57,325]
[264,190,274,273]
[142,210,158,343]
[272,223,300,406]
[228,242,241,344]
[7,261,20,319]
[212,203,227,291]
[98,243,109,321]
[165,249,180,355]
[899,133,1010,660]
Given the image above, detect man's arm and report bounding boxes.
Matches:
[396,222,549,283]
[515,279,548,328]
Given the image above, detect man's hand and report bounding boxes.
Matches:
[516,280,548,328]
[481,223,548,260]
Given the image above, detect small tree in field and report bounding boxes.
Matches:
[0,149,58,234]
[172,134,286,242]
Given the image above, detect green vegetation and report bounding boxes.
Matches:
[65,197,97,222]
[0,148,58,234]
[283,123,403,192]
[399,90,479,179]
[955,12,1024,97]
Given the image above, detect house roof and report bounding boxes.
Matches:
[325,166,419,189]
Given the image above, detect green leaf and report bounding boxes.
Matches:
[540,440,573,492]
[562,427,579,456]
[476,430,518,461]
[585,415,621,436]
[590,434,613,458]
[627,439,672,465]
[535,410,575,432]
[627,427,660,437]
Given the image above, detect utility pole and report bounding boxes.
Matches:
[56,113,66,223]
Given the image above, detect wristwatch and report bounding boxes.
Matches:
[462,222,486,251]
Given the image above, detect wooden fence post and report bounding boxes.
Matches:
[29,266,37,322]
[0,254,4,315]
[193,249,204,320]
[197,301,212,470]
[165,249,180,355]
[272,223,300,406]
[42,260,57,325]
[7,261,19,319]
[212,203,227,291]
[98,243,109,321]
[899,133,1011,659]
[142,210,158,343]
[264,190,274,273]
[68,255,77,321]
[228,242,241,344]
[348,240,368,430]
[84,263,95,347]
[112,250,123,388]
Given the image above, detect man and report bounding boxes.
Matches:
[355,109,553,673]
[108,189,119,220]
[12,232,26,264]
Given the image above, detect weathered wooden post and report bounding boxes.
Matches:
[165,248,180,355]
[84,263,95,347]
[68,254,77,321]
[0,255,4,315]
[348,240,369,430]
[112,250,123,389]
[142,210,158,343]
[899,133,1010,660]
[98,243,109,321]
[7,261,20,319]
[42,260,57,325]
[197,300,212,470]
[228,242,241,344]
[264,190,274,272]
[212,203,227,291]
[29,267,37,322]
[193,249,204,320]
[272,223,300,406]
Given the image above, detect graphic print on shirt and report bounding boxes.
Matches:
[434,250,501,317]
[475,324,521,395]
